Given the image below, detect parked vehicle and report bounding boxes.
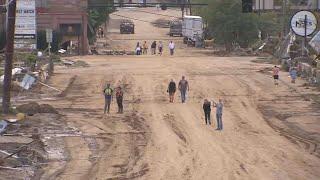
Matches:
[182,16,203,45]
[169,20,182,37]
[120,20,135,34]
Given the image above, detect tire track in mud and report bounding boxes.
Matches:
[216,69,320,158]
[258,105,320,158]
[163,113,187,144]
[42,73,152,179]
[87,74,152,179]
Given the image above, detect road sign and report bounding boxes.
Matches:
[290,11,317,37]
[46,29,53,43]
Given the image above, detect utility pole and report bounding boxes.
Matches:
[282,0,287,37]
[302,14,307,56]
[2,0,16,114]
[188,0,192,15]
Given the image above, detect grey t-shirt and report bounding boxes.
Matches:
[216,103,223,114]
[179,80,188,91]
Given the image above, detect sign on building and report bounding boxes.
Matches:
[14,0,37,50]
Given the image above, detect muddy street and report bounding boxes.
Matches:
[2,7,320,180]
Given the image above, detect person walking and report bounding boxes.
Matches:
[203,99,211,125]
[213,99,223,130]
[142,41,148,55]
[158,41,163,56]
[151,41,157,55]
[167,79,176,103]
[273,65,280,85]
[290,67,297,84]
[136,42,141,55]
[169,41,175,55]
[103,84,113,114]
[116,86,124,113]
[178,76,189,103]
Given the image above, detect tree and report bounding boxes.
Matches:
[194,0,281,50]
[87,0,115,44]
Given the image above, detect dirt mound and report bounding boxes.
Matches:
[73,60,89,67]
[17,102,58,115]
[17,102,40,115]
[39,104,58,114]
[152,19,170,28]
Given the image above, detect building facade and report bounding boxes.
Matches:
[254,0,320,10]
[36,0,89,54]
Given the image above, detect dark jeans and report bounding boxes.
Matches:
[180,90,186,103]
[216,113,223,130]
[170,49,174,55]
[204,111,211,125]
[104,96,112,114]
[117,97,123,113]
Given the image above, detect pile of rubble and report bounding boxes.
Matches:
[61,59,90,67]
[0,102,75,179]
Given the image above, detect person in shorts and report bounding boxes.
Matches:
[273,66,280,85]
[167,79,176,103]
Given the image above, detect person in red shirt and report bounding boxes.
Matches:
[116,87,124,113]
[273,66,280,85]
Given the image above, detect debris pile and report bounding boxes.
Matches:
[152,18,170,28]
[101,50,135,56]
[17,102,58,115]
[0,102,73,179]
[61,59,90,67]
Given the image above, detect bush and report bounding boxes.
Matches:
[37,30,62,53]
[50,54,61,62]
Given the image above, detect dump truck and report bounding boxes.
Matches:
[169,20,182,37]
[182,16,203,45]
[120,20,135,34]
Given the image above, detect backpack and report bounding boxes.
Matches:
[104,88,113,96]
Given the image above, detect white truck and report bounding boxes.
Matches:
[182,15,203,45]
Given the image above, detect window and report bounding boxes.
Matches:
[36,0,48,8]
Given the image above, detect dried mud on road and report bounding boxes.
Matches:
[2,7,320,180]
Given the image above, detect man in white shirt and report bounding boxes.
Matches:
[169,41,175,56]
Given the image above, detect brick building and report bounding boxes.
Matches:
[36,0,89,54]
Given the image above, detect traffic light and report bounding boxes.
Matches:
[242,0,253,13]
[160,3,167,10]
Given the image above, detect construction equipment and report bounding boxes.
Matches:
[120,20,135,34]
[169,20,182,37]
[182,15,203,46]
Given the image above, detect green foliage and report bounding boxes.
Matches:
[37,30,62,52]
[25,54,37,65]
[194,0,281,49]
[87,0,115,44]
[50,54,61,62]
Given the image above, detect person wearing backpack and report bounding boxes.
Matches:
[103,83,113,114]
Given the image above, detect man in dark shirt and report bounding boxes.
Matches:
[178,76,189,103]
[116,87,124,113]
[167,79,176,103]
[203,99,211,125]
